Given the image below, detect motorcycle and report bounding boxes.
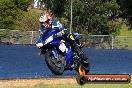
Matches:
[36,27,90,75]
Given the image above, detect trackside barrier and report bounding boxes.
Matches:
[0,29,132,49]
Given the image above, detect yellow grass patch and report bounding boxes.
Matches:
[0,78,76,88]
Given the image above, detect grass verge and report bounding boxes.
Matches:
[0,77,131,88]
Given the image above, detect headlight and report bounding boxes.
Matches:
[36,43,43,48]
[45,35,53,44]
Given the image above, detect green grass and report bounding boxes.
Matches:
[119,24,132,36]
[113,23,132,49]
[114,36,132,49]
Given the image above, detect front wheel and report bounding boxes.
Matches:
[45,50,65,75]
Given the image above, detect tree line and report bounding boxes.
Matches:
[0,0,132,35]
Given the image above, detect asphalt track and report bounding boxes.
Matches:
[0,45,132,79]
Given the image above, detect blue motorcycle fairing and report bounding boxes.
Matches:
[42,28,59,41]
[35,35,43,44]
[36,28,53,45]
[49,40,60,47]
[50,40,73,67]
[64,46,73,66]
[42,28,61,45]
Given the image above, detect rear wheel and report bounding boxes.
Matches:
[75,53,90,74]
[76,76,86,85]
[74,45,90,74]
[81,58,90,74]
[45,50,65,75]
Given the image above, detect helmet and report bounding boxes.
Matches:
[39,14,48,23]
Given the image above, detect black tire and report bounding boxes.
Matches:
[75,55,90,74]
[80,52,90,74]
[74,45,90,74]
[75,59,90,75]
[45,50,65,75]
[83,59,90,74]
[76,76,86,85]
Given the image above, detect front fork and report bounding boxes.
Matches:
[51,46,73,67]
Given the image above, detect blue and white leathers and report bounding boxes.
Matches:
[52,21,63,30]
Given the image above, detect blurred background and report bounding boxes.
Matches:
[0,0,132,49]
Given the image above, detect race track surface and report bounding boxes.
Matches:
[0,45,132,79]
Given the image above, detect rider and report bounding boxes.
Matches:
[39,10,52,34]
[36,10,75,67]
[36,9,52,48]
